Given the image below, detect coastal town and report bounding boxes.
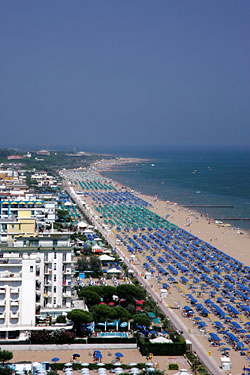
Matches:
[0,151,249,375]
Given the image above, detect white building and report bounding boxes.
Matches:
[0,199,57,224]
[0,239,74,342]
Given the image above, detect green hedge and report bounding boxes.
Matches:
[137,337,186,356]
[169,364,178,370]
[50,363,146,371]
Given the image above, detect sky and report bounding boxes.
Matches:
[0,1,249,150]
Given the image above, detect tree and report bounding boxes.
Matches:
[77,256,89,271]
[133,315,151,328]
[50,329,75,344]
[101,286,117,303]
[67,309,93,334]
[0,350,13,365]
[0,367,13,375]
[56,315,66,323]
[112,306,131,322]
[89,256,102,277]
[30,330,50,344]
[91,304,115,323]
[126,303,136,315]
[116,284,145,300]
[78,290,101,307]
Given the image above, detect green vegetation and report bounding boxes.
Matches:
[56,315,66,324]
[67,309,93,334]
[0,351,13,365]
[30,329,74,344]
[186,352,210,375]
[133,315,151,328]
[137,336,186,356]
[0,367,13,375]
[168,364,178,370]
[91,304,131,323]
[79,289,101,307]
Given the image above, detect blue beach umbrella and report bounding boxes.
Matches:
[51,358,60,362]
[115,352,124,358]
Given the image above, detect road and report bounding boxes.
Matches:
[65,179,224,375]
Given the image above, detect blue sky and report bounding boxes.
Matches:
[0,1,249,149]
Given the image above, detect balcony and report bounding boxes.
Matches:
[44,292,52,298]
[0,312,5,319]
[10,287,19,294]
[44,280,51,286]
[0,289,6,294]
[62,281,72,286]
[63,259,72,263]
[10,311,19,319]
[44,269,52,275]
[63,292,71,298]
[10,300,19,307]
[0,272,22,279]
[63,269,72,274]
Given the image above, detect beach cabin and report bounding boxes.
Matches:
[160,288,168,298]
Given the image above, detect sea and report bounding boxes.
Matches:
[99,147,250,232]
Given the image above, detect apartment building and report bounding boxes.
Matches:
[0,199,57,224]
[0,236,74,342]
[0,210,36,244]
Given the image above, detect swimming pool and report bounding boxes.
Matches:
[98,332,128,338]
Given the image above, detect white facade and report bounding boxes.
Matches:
[0,245,73,341]
[0,200,57,224]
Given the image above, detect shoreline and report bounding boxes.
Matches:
[96,156,250,234]
[64,164,250,374]
[93,158,250,266]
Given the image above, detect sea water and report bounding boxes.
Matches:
[101,147,250,231]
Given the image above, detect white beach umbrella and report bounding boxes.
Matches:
[65,363,73,367]
[97,363,105,367]
[81,363,90,367]
[130,368,139,373]
[129,363,137,367]
[147,368,155,372]
[115,369,123,374]
[114,362,122,366]
[146,363,153,366]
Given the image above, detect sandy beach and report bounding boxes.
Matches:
[65,159,250,375]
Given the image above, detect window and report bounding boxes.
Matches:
[54,264,56,271]
[30,266,34,272]
[54,287,56,293]
[53,240,58,247]
[12,224,15,229]
[54,252,57,259]
[53,297,56,304]
[54,275,56,281]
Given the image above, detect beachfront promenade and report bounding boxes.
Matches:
[64,180,224,375]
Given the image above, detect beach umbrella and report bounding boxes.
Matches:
[81,363,90,367]
[114,363,122,366]
[129,363,137,367]
[51,358,60,362]
[146,363,153,366]
[65,363,72,367]
[115,352,124,358]
[73,353,80,357]
[147,368,155,372]
[97,363,105,367]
